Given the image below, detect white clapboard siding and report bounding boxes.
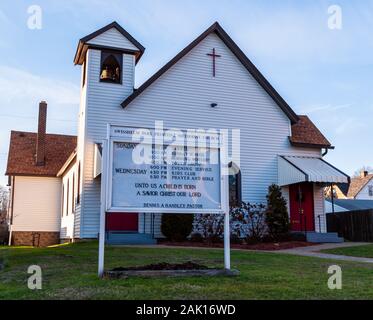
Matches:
[281,186,291,215]
[75,64,89,239]
[355,181,373,200]
[78,32,321,238]
[313,185,327,233]
[12,176,61,232]
[60,163,80,239]
[87,27,139,51]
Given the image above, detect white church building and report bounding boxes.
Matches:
[6,21,350,246]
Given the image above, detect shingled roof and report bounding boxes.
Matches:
[290,115,333,149]
[6,131,77,177]
[347,174,373,198]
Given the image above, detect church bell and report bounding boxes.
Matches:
[100,66,113,81]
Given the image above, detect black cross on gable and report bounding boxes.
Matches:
[207,48,221,77]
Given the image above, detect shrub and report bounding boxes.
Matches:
[161,214,194,242]
[193,214,224,243]
[193,203,267,244]
[265,184,290,241]
[190,233,204,243]
[230,202,267,243]
[0,224,9,245]
[230,233,243,245]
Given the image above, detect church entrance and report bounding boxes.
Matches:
[289,183,315,232]
[106,213,139,232]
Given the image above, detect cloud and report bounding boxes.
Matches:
[229,2,373,65]
[298,104,352,114]
[297,101,369,138]
[0,66,80,108]
[0,8,15,48]
[0,66,79,186]
[334,117,365,135]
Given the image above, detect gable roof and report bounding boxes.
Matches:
[6,131,77,177]
[74,21,145,65]
[120,22,299,124]
[347,174,373,198]
[290,115,333,149]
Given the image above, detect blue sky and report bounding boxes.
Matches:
[0,0,372,186]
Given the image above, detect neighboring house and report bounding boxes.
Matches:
[6,21,349,246]
[324,183,349,200]
[325,171,373,201]
[347,171,373,200]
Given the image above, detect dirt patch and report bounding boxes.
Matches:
[105,267,239,279]
[111,262,208,272]
[159,241,318,251]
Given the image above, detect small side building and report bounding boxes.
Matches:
[325,170,373,201]
[6,102,76,246]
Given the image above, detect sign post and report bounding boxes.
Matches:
[98,125,231,277]
[224,211,231,270]
[98,139,108,278]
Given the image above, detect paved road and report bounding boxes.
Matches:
[274,242,373,263]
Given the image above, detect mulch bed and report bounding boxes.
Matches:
[111,262,208,272]
[159,241,317,251]
[106,262,239,279]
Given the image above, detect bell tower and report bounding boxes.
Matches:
[72,22,145,239]
[74,21,145,88]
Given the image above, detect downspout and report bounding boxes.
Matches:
[322,148,329,157]
[331,183,335,215]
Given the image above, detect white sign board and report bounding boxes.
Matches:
[98,125,230,277]
[106,126,225,214]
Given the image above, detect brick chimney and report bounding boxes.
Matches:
[35,101,47,166]
[360,170,369,178]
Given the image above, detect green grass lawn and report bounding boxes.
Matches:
[322,244,373,259]
[1,241,373,300]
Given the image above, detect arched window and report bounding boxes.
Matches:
[229,162,242,207]
[66,178,69,216]
[72,173,75,213]
[100,51,122,84]
[61,185,64,218]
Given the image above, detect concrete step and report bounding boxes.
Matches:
[306,232,344,244]
[106,232,157,245]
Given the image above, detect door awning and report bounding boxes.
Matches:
[278,156,350,187]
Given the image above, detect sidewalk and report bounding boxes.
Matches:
[274,242,373,263]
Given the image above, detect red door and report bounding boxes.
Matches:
[289,183,315,232]
[106,213,139,232]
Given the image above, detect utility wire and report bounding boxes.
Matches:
[0,114,76,122]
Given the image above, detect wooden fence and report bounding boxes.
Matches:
[327,209,373,242]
